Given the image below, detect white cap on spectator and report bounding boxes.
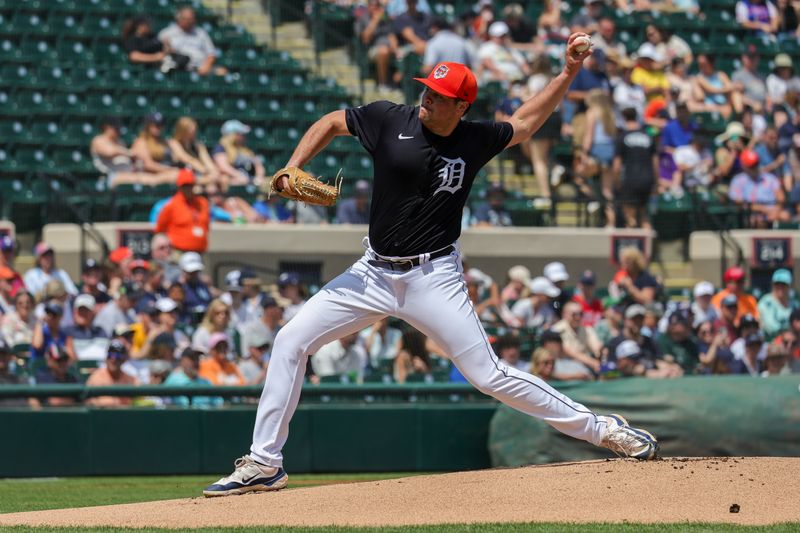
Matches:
[179,252,204,273]
[673,145,700,169]
[544,261,569,283]
[693,281,715,298]
[616,339,641,359]
[155,297,178,313]
[529,276,560,297]
[221,119,251,136]
[625,304,647,319]
[637,42,664,62]
[508,265,531,285]
[488,21,510,38]
[74,293,96,311]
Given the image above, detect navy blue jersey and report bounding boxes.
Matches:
[345,101,513,256]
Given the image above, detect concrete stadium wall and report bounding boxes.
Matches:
[42,223,654,285]
[690,230,800,286]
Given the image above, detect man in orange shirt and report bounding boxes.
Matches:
[711,266,759,321]
[199,332,244,386]
[155,169,210,253]
[86,339,140,407]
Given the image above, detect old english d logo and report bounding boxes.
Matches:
[433,156,466,195]
[433,64,449,79]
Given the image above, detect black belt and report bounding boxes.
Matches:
[367,246,454,272]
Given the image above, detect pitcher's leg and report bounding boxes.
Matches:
[250,264,388,466]
[398,257,606,445]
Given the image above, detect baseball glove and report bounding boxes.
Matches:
[266,166,343,206]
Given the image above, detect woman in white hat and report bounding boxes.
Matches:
[713,121,748,184]
[766,53,800,108]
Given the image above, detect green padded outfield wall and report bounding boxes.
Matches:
[0,404,496,477]
[489,375,800,466]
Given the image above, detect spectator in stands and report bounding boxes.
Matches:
[164,348,221,407]
[660,102,697,156]
[242,295,283,359]
[34,345,78,405]
[500,265,531,305]
[755,126,789,180]
[78,259,110,306]
[253,194,294,223]
[713,122,747,184]
[361,317,402,369]
[31,301,67,361]
[569,0,605,34]
[357,0,398,92]
[529,347,556,380]
[0,340,35,407]
[64,294,110,362]
[571,270,603,327]
[393,0,431,60]
[592,17,627,59]
[643,24,693,66]
[212,120,266,186]
[199,332,244,385]
[386,0,431,17]
[1,290,35,347]
[313,331,368,382]
[544,261,571,319]
[159,6,225,76]
[511,277,559,329]
[393,329,431,384]
[526,56,563,203]
[466,275,509,328]
[150,233,181,285]
[129,259,150,291]
[0,266,15,315]
[736,0,780,35]
[667,58,694,110]
[696,320,735,374]
[537,0,570,55]
[191,298,232,354]
[477,22,529,86]
[607,305,683,378]
[540,329,593,380]
[131,113,181,176]
[729,149,788,227]
[155,169,211,253]
[658,310,700,374]
[146,297,189,357]
[178,252,212,316]
[611,247,660,306]
[692,53,742,119]
[761,344,791,376]
[90,117,164,188]
[691,281,719,327]
[277,272,306,322]
[595,304,624,345]
[86,339,139,407]
[614,58,647,124]
[777,0,800,37]
[773,308,800,367]
[472,183,513,227]
[0,236,24,299]
[122,15,188,72]
[731,332,765,375]
[168,117,221,185]
[23,243,78,299]
[614,107,658,228]
[758,269,794,338]
[552,301,603,374]
[221,270,255,334]
[732,46,770,113]
[501,3,536,46]
[767,54,800,108]
[422,17,474,75]
[206,184,265,224]
[631,43,669,104]
[336,180,371,224]
[494,334,529,372]
[566,48,610,127]
[581,89,618,210]
[712,266,759,321]
[93,282,136,337]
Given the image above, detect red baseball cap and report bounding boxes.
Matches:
[723,266,745,283]
[176,168,196,186]
[109,246,133,265]
[414,62,478,104]
[739,149,759,168]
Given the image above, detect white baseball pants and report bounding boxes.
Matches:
[250,245,608,467]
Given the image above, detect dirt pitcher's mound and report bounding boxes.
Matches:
[1,457,799,528]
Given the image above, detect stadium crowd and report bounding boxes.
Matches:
[0,232,798,407]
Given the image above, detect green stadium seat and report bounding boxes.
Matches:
[0,64,36,89]
[0,120,25,143]
[18,38,57,64]
[24,121,61,146]
[0,38,21,62]
[154,94,189,119]
[52,148,93,174]
[119,92,153,115]
[84,92,122,116]
[10,11,47,35]
[51,91,87,115]
[57,38,95,66]
[187,95,225,120]
[94,42,125,66]
[8,147,47,174]
[7,90,51,116]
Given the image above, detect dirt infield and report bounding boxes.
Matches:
[0,457,797,528]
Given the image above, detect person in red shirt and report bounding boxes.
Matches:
[155,168,210,253]
[572,270,603,327]
[0,236,26,298]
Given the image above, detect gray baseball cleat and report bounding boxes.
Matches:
[203,455,288,497]
[599,414,659,460]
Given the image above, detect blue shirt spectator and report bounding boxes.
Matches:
[253,197,294,222]
[661,109,698,150]
[336,180,371,224]
[163,348,223,407]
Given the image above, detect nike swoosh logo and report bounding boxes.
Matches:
[398,134,414,140]
[240,473,262,484]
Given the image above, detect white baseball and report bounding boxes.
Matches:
[573,36,591,54]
